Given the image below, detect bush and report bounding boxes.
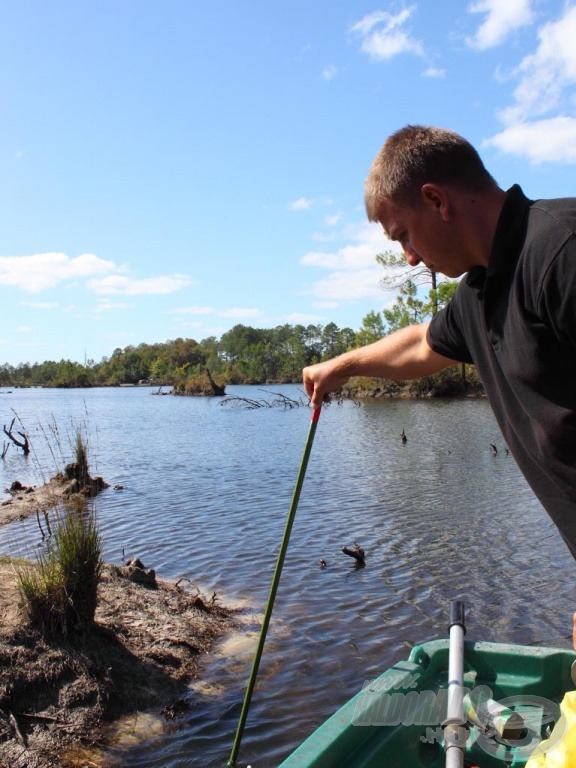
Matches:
[18,500,103,638]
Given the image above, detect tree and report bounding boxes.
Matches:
[377,249,468,386]
[383,279,426,332]
[428,280,458,314]
[300,324,323,364]
[355,310,386,346]
[376,248,459,320]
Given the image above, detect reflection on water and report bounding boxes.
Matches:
[1,386,575,767]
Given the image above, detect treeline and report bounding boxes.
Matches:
[0,262,483,394]
[0,322,363,389]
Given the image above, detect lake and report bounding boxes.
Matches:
[1,385,575,768]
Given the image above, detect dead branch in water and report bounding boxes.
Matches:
[342,543,365,566]
[3,417,30,455]
[220,389,308,409]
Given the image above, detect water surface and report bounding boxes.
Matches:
[0,386,574,767]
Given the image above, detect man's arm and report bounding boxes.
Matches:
[303,322,455,409]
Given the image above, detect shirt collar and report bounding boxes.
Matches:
[487,184,532,277]
[466,184,532,288]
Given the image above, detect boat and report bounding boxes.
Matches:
[278,604,576,768]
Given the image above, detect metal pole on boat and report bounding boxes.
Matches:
[443,600,468,768]
[226,407,322,768]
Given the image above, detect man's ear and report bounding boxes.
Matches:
[420,183,451,221]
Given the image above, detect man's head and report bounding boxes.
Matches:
[364,125,497,220]
[365,125,503,276]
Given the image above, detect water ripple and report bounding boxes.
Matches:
[0,386,574,767]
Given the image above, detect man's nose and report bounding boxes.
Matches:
[404,249,421,266]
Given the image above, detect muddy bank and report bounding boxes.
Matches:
[0,560,235,768]
[341,372,485,400]
[1,463,109,528]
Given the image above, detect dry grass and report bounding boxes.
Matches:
[17,500,103,639]
[0,562,234,768]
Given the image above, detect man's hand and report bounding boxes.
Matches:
[303,358,351,410]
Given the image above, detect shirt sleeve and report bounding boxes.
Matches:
[427,294,474,364]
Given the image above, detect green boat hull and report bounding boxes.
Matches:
[278,640,576,768]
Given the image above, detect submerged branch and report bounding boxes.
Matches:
[219,389,308,409]
[3,417,30,455]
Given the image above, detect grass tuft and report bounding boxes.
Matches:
[73,429,90,482]
[17,500,103,639]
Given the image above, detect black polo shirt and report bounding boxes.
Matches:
[427,185,576,558]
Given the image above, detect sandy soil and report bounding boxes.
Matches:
[0,560,234,767]
[0,475,74,527]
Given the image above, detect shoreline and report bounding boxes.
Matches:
[0,474,236,767]
[0,558,236,768]
[1,474,81,527]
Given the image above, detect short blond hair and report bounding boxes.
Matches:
[365,125,496,220]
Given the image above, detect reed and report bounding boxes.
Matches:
[17,499,103,638]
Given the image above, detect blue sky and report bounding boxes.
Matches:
[1,0,576,365]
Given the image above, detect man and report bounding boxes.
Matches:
[303,125,576,571]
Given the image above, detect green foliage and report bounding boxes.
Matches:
[383,279,426,332]
[17,501,103,638]
[176,370,227,395]
[376,249,459,322]
[74,430,89,479]
[375,250,407,278]
[214,322,354,383]
[427,280,458,314]
[356,310,386,346]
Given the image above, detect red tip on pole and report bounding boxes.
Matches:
[311,407,321,423]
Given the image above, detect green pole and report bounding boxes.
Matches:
[226,407,322,767]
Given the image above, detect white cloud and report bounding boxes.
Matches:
[498,6,576,124]
[289,197,313,211]
[313,301,338,309]
[88,274,193,295]
[301,222,401,302]
[218,307,263,318]
[175,320,205,330]
[424,66,446,79]
[484,6,576,164]
[322,65,338,80]
[301,222,392,271]
[301,251,342,269]
[169,306,214,315]
[284,312,326,324]
[467,0,535,49]
[484,117,576,163]
[0,252,117,292]
[94,301,132,312]
[311,267,385,301]
[324,213,342,227]
[351,6,423,61]
[15,326,32,333]
[21,301,59,309]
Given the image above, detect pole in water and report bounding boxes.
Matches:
[226,407,321,767]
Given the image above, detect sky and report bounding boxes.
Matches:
[1,0,576,366]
